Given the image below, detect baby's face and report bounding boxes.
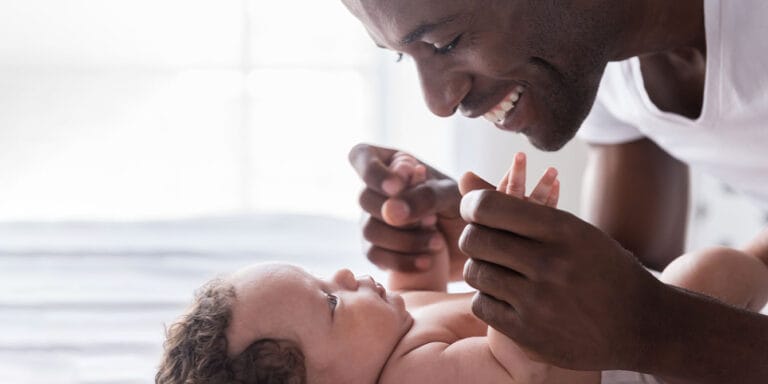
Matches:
[225,263,413,383]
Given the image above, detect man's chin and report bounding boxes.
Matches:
[524,124,577,152]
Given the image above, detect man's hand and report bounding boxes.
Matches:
[348,143,466,277]
[459,180,663,370]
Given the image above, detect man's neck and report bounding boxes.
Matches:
[610,0,705,61]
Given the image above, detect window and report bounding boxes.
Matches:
[0,0,447,221]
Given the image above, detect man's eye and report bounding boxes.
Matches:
[327,293,339,311]
[434,34,463,55]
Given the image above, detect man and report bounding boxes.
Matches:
[343,0,768,383]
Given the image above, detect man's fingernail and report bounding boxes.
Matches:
[429,235,443,250]
[415,257,432,270]
[382,178,403,196]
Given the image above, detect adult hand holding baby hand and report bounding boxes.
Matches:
[459,170,663,371]
[348,143,467,275]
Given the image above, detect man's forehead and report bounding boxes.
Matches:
[342,0,462,46]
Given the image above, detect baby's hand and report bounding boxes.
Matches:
[497,152,559,207]
[384,152,451,291]
[389,151,428,187]
[387,152,438,227]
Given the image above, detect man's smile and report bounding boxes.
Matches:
[481,85,525,125]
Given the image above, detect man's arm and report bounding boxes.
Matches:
[640,283,768,383]
[582,139,689,271]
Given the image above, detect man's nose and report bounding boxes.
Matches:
[332,268,359,290]
[416,60,471,117]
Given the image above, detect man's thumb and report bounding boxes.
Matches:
[459,172,495,196]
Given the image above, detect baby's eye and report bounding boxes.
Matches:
[327,293,339,311]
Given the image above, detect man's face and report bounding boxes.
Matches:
[342,0,619,150]
[226,264,413,383]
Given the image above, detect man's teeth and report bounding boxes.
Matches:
[483,86,525,124]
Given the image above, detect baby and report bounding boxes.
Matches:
[156,152,768,384]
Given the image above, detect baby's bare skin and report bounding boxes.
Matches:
[378,291,600,384]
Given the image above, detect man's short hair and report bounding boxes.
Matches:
[156,278,307,384]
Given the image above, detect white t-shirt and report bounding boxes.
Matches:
[578,0,768,206]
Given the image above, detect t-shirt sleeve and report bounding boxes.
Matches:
[576,95,645,145]
[576,62,646,145]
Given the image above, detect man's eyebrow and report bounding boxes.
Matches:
[399,14,459,46]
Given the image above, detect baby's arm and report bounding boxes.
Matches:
[385,152,451,292]
[486,152,564,378]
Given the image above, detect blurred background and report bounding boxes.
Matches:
[0,1,765,383]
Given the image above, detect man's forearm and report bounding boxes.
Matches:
[639,284,768,383]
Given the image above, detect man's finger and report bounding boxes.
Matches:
[359,188,387,221]
[364,244,433,272]
[459,171,496,195]
[362,217,443,254]
[464,259,529,305]
[461,189,567,242]
[348,143,403,195]
[382,178,461,226]
[471,292,523,340]
[360,189,430,229]
[459,224,550,280]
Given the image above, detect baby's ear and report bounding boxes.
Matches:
[459,172,496,196]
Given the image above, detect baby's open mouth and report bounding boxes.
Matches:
[483,85,525,124]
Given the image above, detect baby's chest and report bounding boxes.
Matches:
[401,300,487,347]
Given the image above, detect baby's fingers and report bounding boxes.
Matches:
[412,164,427,185]
[528,167,558,206]
[499,152,526,198]
[391,152,429,187]
[545,179,560,208]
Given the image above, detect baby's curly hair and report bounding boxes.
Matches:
[156,278,307,384]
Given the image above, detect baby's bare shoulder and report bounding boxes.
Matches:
[401,291,485,341]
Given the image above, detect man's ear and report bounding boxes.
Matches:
[459,172,496,196]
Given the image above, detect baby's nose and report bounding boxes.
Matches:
[332,268,358,290]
